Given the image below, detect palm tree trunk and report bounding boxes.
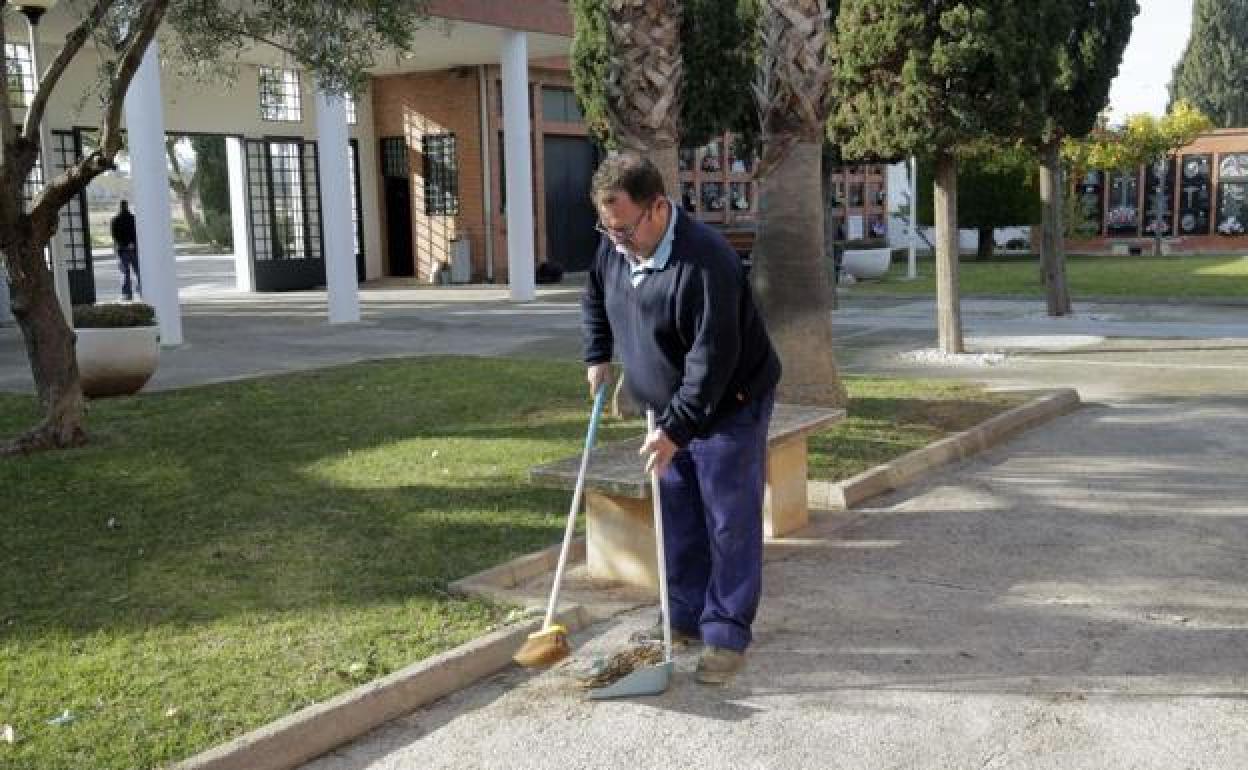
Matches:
[822,150,839,308]
[3,239,87,454]
[1039,139,1072,316]
[753,140,847,407]
[933,150,964,353]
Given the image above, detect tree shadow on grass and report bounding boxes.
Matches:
[0,357,641,639]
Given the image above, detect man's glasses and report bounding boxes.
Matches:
[595,205,652,243]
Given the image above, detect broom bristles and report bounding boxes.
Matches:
[513,625,570,667]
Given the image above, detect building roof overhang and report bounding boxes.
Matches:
[2,2,572,76]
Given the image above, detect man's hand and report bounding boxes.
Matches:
[587,363,612,396]
[640,426,677,476]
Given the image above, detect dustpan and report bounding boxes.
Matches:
[589,410,673,699]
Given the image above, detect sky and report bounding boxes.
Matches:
[1105,0,1195,122]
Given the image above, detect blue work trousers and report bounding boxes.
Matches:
[659,390,775,652]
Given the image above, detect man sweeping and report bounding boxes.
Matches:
[582,154,781,685]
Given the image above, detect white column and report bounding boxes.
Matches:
[908,155,918,280]
[122,43,182,346]
[225,137,254,293]
[501,31,535,302]
[315,88,360,323]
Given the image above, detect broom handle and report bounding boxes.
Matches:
[647,410,673,664]
[543,385,608,630]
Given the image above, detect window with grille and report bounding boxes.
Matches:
[422,133,458,216]
[245,139,323,261]
[345,93,358,126]
[269,142,307,258]
[349,140,363,257]
[259,66,302,122]
[51,131,90,272]
[380,137,408,179]
[246,141,273,260]
[541,87,583,123]
[6,43,33,109]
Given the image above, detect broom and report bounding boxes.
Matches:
[513,384,608,667]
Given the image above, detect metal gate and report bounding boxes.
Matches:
[244,138,326,291]
[50,129,96,304]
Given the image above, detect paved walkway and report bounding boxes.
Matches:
[304,397,1248,769]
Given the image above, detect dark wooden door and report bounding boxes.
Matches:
[384,179,413,277]
[380,137,414,277]
[543,136,598,273]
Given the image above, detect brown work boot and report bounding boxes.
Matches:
[695,645,745,684]
[630,621,700,648]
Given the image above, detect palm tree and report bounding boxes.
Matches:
[750,0,847,407]
[602,0,684,193]
[573,0,685,415]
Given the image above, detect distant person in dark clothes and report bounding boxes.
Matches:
[582,154,781,685]
[110,200,140,300]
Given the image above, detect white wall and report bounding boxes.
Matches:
[886,160,1033,254]
[26,41,383,281]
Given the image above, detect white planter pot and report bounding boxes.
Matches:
[75,326,160,398]
[842,248,893,280]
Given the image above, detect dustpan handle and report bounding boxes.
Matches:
[543,384,608,630]
[647,410,673,664]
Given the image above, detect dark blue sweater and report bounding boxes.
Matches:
[582,211,782,447]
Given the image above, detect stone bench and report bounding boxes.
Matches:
[530,403,845,590]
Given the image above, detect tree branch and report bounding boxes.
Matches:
[165,136,188,194]
[207,20,299,60]
[21,0,118,151]
[28,0,171,244]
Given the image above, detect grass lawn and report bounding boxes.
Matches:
[849,253,1248,299]
[1,357,1018,769]
[808,377,1025,481]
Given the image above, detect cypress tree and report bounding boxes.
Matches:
[680,0,758,148]
[1169,0,1248,128]
[1032,0,1137,317]
[831,1,1050,353]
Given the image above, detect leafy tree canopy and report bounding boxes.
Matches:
[1063,101,1214,171]
[1040,0,1138,143]
[830,1,1058,158]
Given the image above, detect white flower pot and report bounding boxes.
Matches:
[75,326,160,398]
[842,248,893,280]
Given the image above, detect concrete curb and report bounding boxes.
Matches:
[808,388,1081,510]
[448,538,586,597]
[174,595,589,770]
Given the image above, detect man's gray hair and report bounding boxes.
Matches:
[591,152,666,206]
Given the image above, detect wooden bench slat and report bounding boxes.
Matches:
[529,403,846,498]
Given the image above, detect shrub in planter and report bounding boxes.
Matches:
[72,303,159,397]
[72,302,156,328]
